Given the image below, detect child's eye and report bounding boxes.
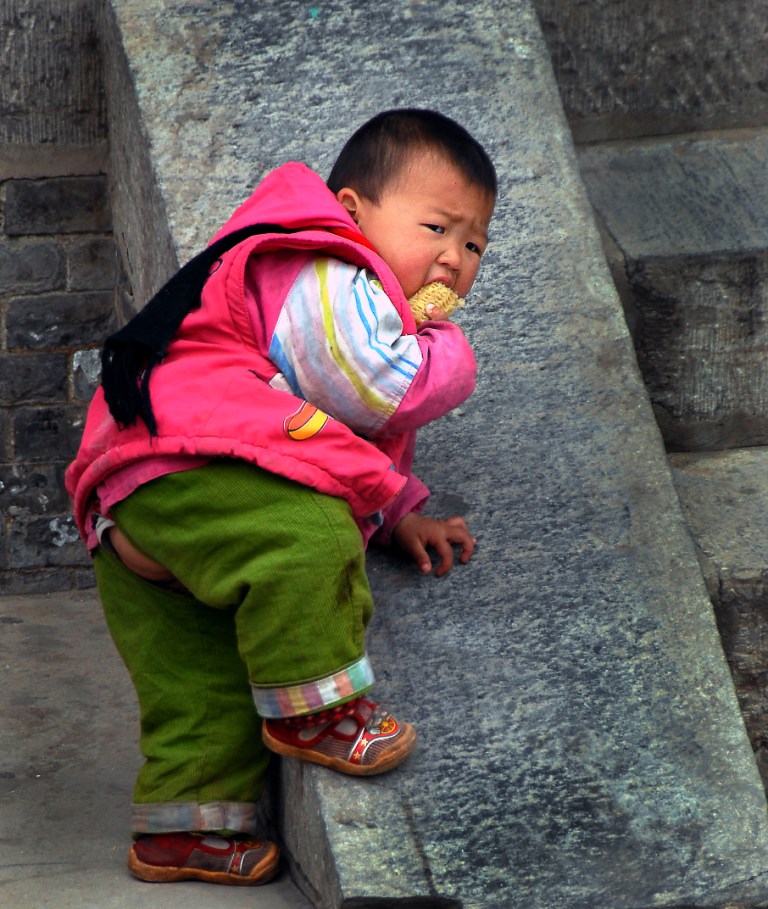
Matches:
[424,224,445,234]
[466,241,483,256]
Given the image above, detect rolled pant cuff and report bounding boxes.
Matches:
[131,800,265,835]
[251,654,375,718]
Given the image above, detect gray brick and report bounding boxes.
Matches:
[0,463,70,515]
[13,405,86,463]
[75,567,97,589]
[0,569,79,596]
[68,237,117,291]
[0,239,66,294]
[0,352,68,405]
[4,176,111,236]
[72,347,101,401]
[9,514,89,569]
[7,291,116,351]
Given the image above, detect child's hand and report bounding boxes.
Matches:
[415,302,450,327]
[393,512,476,577]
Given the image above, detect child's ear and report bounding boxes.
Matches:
[336,187,362,223]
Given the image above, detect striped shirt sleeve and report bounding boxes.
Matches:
[268,257,423,436]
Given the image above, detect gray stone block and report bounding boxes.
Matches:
[102,3,178,311]
[534,0,768,141]
[0,569,80,596]
[106,0,768,905]
[7,291,116,351]
[12,405,86,463]
[4,176,111,236]
[0,142,109,181]
[0,239,66,294]
[0,352,68,405]
[671,447,768,792]
[75,567,97,589]
[0,0,106,150]
[0,463,71,515]
[579,131,768,451]
[8,514,90,570]
[68,237,117,291]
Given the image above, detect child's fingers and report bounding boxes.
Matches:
[443,517,477,563]
[415,304,449,328]
[403,535,432,573]
[424,303,449,321]
[429,533,458,576]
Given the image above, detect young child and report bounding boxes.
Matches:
[66,108,496,886]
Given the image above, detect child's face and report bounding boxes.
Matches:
[336,151,494,300]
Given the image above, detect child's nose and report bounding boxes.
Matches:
[438,241,462,271]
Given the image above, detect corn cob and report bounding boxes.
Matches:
[408,282,464,322]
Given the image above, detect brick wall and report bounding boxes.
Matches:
[0,0,116,594]
[0,176,116,594]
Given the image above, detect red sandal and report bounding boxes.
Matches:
[128,832,280,885]
[262,697,416,776]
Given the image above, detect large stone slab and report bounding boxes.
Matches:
[671,447,768,789]
[104,1,768,906]
[0,0,107,178]
[533,0,768,142]
[579,131,768,451]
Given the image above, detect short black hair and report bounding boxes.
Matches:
[327,108,497,203]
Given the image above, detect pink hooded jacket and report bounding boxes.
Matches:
[66,163,477,548]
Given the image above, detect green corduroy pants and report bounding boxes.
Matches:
[93,460,374,834]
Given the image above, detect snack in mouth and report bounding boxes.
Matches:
[408,282,465,322]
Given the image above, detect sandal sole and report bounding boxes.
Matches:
[128,842,280,886]
[262,721,416,776]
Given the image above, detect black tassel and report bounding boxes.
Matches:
[101,223,294,435]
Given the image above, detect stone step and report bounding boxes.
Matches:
[670,447,768,786]
[105,1,768,906]
[578,129,768,451]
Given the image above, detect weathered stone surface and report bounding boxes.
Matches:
[101,4,178,311]
[0,352,68,405]
[534,0,768,141]
[671,448,768,790]
[0,568,79,596]
[579,131,768,451]
[7,291,116,351]
[4,176,112,236]
[12,405,86,463]
[68,237,117,291]
[108,1,768,906]
[0,239,66,294]
[0,463,70,515]
[0,0,106,151]
[579,131,768,261]
[9,515,90,569]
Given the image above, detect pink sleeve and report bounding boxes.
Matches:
[361,432,428,546]
[370,319,477,438]
[372,471,430,545]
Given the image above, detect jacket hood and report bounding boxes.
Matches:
[211,162,355,243]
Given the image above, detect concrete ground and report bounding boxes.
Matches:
[0,589,311,909]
